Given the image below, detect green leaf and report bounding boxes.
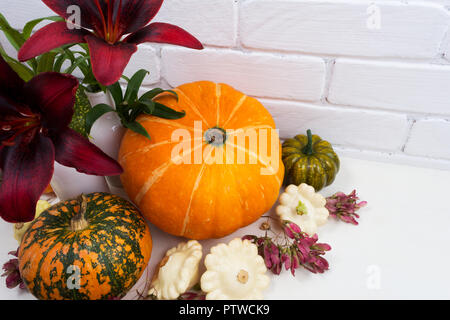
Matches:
[121,75,130,82]
[5,60,34,81]
[0,47,34,81]
[139,88,178,102]
[0,13,25,50]
[123,121,151,140]
[78,43,89,54]
[53,52,69,73]
[107,82,124,107]
[63,55,90,74]
[153,102,186,120]
[22,16,63,39]
[85,103,115,134]
[0,13,38,71]
[123,69,149,103]
[128,103,145,122]
[138,99,155,115]
[36,52,58,73]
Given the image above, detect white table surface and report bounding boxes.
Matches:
[1,156,450,300]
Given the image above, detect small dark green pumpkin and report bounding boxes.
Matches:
[282,130,340,191]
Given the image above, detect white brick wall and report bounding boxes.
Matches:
[328,58,450,115]
[405,119,450,160]
[1,0,450,170]
[240,0,449,59]
[161,47,326,101]
[261,99,410,151]
[154,0,238,47]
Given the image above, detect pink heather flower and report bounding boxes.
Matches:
[178,291,206,300]
[281,252,291,271]
[243,221,331,277]
[2,249,26,290]
[326,190,367,225]
[284,222,302,239]
[288,223,302,234]
[242,235,257,242]
[284,226,295,239]
[263,242,281,274]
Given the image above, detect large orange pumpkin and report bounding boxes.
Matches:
[119,81,284,239]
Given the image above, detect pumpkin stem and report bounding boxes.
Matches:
[205,127,227,146]
[302,129,314,156]
[70,194,89,232]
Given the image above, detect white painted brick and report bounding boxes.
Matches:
[240,0,449,59]
[404,119,450,159]
[161,47,326,102]
[334,146,450,172]
[428,0,450,6]
[122,45,160,85]
[0,0,53,29]
[442,30,450,60]
[154,0,237,47]
[260,99,409,151]
[328,58,450,116]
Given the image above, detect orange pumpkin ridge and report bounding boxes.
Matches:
[119,81,285,239]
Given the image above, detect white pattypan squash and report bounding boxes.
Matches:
[276,183,329,236]
[201,238,270,300]
[14,200,51,243]
[149,240,203,300]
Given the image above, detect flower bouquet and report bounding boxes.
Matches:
[1,0,367,301]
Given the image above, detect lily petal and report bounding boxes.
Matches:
[0,135,55,223]
[0,56,24,96]
[0,93,22,116]
[52,127,123,176]
[85,35,137,86]
[118,0,164,35]
[22,72,79,131]
[42,0,106,32]
[125,22,203,49]
[18,21,89,62]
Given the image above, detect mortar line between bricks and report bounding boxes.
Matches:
[322,58,336,103]
[278,139,450,166]
[235,45,450,65]
[159,43,450,68]
[436,22,450,59]
[401,119,417,152]
[255,96,450,121]
[333,145,450,169]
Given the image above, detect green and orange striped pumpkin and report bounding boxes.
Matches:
[18,193,152,300]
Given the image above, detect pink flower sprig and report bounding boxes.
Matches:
[177,283,206,300]
[178,291,206,300]
[1,249,26,290]
[326,190,367,225]
[146,283,206,300]
[243,221,331,276]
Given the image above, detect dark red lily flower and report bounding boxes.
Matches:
[0,56,123,223]
[18,0,203,86]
